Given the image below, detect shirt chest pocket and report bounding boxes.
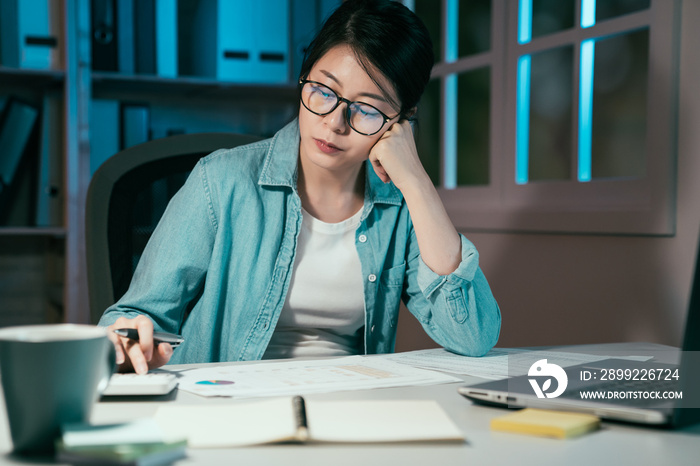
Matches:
[380,261,406,288]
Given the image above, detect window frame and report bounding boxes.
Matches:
[426,0,680,235]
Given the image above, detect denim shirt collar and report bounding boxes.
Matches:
[258,119,403,207]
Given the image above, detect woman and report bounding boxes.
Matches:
[100,0,501,374]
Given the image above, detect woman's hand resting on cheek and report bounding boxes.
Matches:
[368,119,431,192]
[106,315,173,374]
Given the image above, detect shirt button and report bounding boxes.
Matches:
[368,274,377,283]
[359,234,367,243]
[370,325,375,333]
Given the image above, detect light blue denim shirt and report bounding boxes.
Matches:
[99,119,501,364]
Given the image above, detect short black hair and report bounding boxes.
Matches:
[299,0,434,119]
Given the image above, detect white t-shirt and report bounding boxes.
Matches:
[262,207,365,359]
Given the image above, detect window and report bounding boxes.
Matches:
[412,0,679,235]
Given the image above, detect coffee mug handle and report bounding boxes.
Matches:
[97,338,117,395]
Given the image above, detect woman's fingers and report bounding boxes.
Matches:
[370,157,391,183]
[133,316,155,361]
[151,343,174,368]
[368,120,422,189]
[107,315,158,374]
[124,340,150,375]
[106,328,126,365]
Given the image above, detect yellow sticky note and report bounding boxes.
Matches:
[491,409,600,439]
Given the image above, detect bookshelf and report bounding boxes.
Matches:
[0,0,333,326]
[0,66,64,88]
[91,72,299,101]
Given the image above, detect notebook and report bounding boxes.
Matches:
[459,228,700,428]
[153,396,465,447]
[57,419,187,465]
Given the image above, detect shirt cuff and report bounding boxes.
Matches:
[417,234,479,299]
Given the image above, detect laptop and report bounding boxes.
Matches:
[458,230,700,428]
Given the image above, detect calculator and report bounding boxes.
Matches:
[102,372,178,396]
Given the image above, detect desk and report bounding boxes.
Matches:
[1,343,698,465]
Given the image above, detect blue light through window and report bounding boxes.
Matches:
[443,0,459,189]
[516,0,533,184]
[516,0,598,184]
[518,0,532,45]
[445,75,457,189]
[578,39,595,182]
[581,0,596,28]
[516,55,531,185]
[578,0,596,182]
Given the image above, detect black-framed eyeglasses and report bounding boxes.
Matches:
[299,79,400,136]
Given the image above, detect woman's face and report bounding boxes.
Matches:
[298,45,401,176]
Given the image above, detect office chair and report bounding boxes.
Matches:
[86,132,262,324]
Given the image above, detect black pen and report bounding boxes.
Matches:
[113,328,184,347]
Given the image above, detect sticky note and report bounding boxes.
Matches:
[490,408,600,439]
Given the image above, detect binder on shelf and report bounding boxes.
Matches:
[183,0,288,83]
[0,0,61,70]
[291,0,320,81]
[89,99,120,175]
[179,0,217,78]
[290,0,340,80]
[0,97,40,225]
[117,0,135,74]
[0,98,40,197]
[120,103,150,149]
[251,0,289,83]
[35,93,64,227]
[133,0,178,77]
[91,0,118,71]
[133,0,156,74]
[156,0,178,78]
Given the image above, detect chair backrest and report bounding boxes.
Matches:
[86,132,262,324]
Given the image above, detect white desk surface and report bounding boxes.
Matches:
[1,342,698,465]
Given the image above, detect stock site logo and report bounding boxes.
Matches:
[528,359,568,399]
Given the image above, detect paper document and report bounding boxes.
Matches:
[175,355,460,398]
[385,348,652,380]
